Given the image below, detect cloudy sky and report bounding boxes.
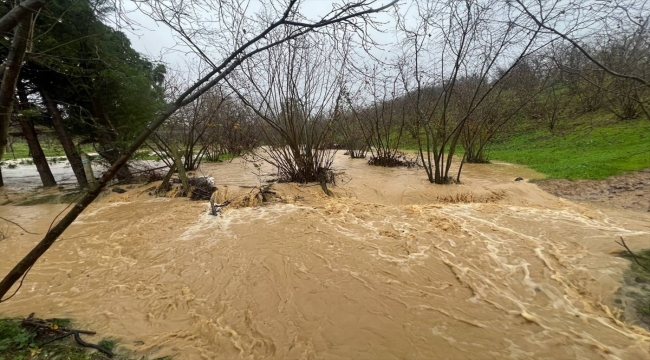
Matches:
[119,2,188,65]
[119,0,399,69]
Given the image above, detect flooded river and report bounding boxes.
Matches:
[1,153,649,359]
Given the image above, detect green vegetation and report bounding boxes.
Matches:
[0,0,166,184]
[3,142,63,160]
[3,142,95,161]
[485,112,650,180]
[203,152,238,163]
[0,316,174,360]
[620,249,650,329]
[0,317,112,360]
[1,140,235,165]
[398,111,650,181]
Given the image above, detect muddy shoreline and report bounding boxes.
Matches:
[536,168,650,213]
[536,169,650,331]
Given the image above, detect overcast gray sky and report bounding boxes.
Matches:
[121,1,190,66]
[120,0,399,69]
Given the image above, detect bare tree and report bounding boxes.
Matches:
[151,84,258,168]
[344,66,410,166]
[595,30,649,120]
[152,78,228,170]
[509,0,650,91]
[334,90,369,159]
[458,59,548,165]
[549,35,647,120]
[397,0,541,184]
[201,96,259,162]
[229,34,347,183]
[0,0,396,301]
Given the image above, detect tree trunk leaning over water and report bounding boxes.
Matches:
[17,115,57,187]
[16,82,57,187]
[41,89,88,187]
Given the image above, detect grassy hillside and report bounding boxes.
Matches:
[485,112,650,180]
[396,111,650,180]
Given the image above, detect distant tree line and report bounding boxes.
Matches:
[327,0,649,184]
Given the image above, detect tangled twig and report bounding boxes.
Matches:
[0,216,38,235]
[616,236,650,273]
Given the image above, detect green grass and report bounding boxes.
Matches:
[205,152,237,162]
[130,151,162,161]
[485,112,650,180]
[0,316,174,360]
[3,142,95,160]
[620,249,650,329]
[396,111,649,180]
[0,317,112,360]
[3,141,235,165]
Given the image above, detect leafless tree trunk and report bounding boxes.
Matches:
[459,59,549,165]
[345,67,409,166]
[200,95,258,162]
[17,115,57,187]
[152,77,228,171]
[16,82,56,187]
[398,0,540,184]
[40,89,88,187]
[0,17,30,161]
[334,93,369,159]
[511,0,650,121]
[229,34,347,183]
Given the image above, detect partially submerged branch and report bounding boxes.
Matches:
[617,236,650,274]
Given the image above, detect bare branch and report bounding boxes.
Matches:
[616,236,650,273]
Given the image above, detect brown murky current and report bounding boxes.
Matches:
[1,153,650,359]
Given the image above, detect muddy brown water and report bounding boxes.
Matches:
[1,153,650,359]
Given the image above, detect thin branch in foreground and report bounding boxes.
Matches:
[0,265,32,303]
[0,216,39,235]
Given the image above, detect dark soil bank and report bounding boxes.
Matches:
[537,168,650,212]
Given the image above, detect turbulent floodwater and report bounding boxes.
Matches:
[1,154,650,359]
